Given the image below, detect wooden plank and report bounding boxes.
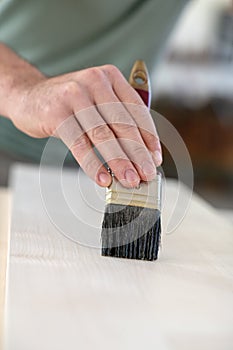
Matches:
[0,188,11,350]
[4,164,233,350]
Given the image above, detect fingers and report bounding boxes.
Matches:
[76,106,140,188]
[56,113,140,188]
[71,136,112,187]
[85,72,160,177]
[97,100,157,182]
[104,65,162,165]
[122,103,163,166]
[56,65,162,188]
[56,115,112,187]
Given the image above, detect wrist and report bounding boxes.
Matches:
[6,68,46,120]
[0,62,46,121]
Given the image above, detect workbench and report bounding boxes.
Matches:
[0,164,233,350]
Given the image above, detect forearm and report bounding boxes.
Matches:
[0,43,45,119]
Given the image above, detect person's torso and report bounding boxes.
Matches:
[0,0,186,75]
[0,0,187,161]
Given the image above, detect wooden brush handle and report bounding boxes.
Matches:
[128,60,151,108]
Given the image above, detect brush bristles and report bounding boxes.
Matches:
[101,204,161,261]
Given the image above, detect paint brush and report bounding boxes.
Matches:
[101,60,162,261]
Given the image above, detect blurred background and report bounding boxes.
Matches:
[0,0,232,214]
[152,0,233,213]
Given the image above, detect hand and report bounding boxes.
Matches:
[11,65,162,187]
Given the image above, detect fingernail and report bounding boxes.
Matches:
[153,151,162,166]
[125,169,139,184]
[98,172,111,186]
[142,161,156,176]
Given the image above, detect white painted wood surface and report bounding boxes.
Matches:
[0,188,11,350]
[4,164,233,350]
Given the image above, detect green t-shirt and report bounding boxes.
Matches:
[0,0,187,162]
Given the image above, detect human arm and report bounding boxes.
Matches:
[0,43,162,187]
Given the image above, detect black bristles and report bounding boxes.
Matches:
[101,204,161,261]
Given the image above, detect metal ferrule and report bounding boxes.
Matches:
[105,173,162,210]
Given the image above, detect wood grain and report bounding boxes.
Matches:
[4,165,233,350]
[0,188,11,350]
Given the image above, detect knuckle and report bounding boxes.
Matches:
[109,109,133,125]
[112,158,126,168]
[62,81,80,97]
[87,67,105,80]
[83,157,99,175]
[142,131,159,150]
[131,144,148,158]
[41,103,52,116]
[108,158,129,172]
[90,125,113,143]
[117,123,137,135]
[102,64,120,77]
[70,135,89,154]
[145,132,157,143]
